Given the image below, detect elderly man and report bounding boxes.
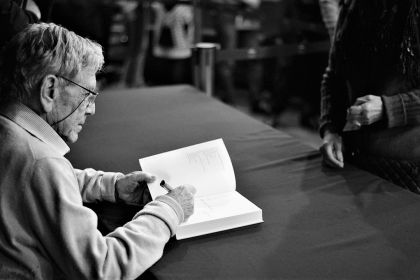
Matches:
[0,23,195,279]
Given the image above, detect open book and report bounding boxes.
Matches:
[139,139,263,240]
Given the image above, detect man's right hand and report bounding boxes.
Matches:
[320,131,344,168]
[166,185,196,222]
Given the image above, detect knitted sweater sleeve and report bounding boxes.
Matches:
[382,89,420,128]
[27,157,183,279]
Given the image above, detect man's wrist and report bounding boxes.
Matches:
[114,174,124,203]
[320,123,339,138]
[155,195,185,224]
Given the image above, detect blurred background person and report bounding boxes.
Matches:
[148,0,193,85]
[121,0,150,88]
[204,0,262,106]
[270,0,329,129]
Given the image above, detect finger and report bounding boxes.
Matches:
[334,143,344,168]
[132,171,156,183]
[323,144,343,168]
[324,152,343,168]
[354,96,369,105]
[348,105,363,116]
[347,113,363,127]
[323,156,341,168]
[184,184,197,195]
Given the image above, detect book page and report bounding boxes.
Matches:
[139,139,236,198]
[184,191,261,225]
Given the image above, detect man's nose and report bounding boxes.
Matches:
[86,103,95,115]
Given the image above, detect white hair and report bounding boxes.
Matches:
[0,22,104,102]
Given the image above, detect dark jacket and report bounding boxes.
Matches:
[320,0,420,159]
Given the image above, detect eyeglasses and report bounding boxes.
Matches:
[57,75,98,109]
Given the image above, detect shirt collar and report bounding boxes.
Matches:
[0,102,70,156]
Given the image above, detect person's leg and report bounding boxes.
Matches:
[123,1,150,87]
[270,54,295,126]
[169,58,192,84]
[214,11,237,104]
[240,29,265,113]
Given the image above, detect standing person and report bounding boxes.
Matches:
[0,23,196,279]
[319,0,420,193]
[206,0,261,105]
[122,0,150,87]
[271,0,329,129]
[149,0,194,85]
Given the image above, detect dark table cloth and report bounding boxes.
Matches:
[67,85,420,279]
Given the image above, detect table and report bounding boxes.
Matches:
[67,85,420,279]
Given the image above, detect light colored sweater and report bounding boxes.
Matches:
[0,102,183,280]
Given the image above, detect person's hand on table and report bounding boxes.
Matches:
[115,171,156,205]
[344,95,383,131]
[166,185,196,222]
[320,131,344,168]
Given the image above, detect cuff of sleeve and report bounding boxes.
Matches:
[319,122,339,138]
[155,195,184,224]
[101,172,124,203]
[135,197,183,236]
[382,94,406,128]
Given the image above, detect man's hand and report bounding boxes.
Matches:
[115,171,156,205]
[166,185,196,222]
[345,95,383,131]
[320,131,344,168]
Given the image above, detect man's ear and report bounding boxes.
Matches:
[40,75,60,113]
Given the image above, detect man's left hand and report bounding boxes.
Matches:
[115,171,156,205]
[346,95,384,131]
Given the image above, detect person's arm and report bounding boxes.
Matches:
[319,47,347,138]
[319,61,346,168]
[345,90,420,130]
[74,168,154,206]
[0,0,39,45]
[381,89,420,128]
[319,8,347,168]
[73,168,123,203]
[28,157,185,279]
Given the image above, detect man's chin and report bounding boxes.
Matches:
[61,133,79,144]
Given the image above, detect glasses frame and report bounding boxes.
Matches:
[57,75,98,96]
[56,75,98,110]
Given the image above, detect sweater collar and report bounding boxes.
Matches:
[0,102,70,156]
